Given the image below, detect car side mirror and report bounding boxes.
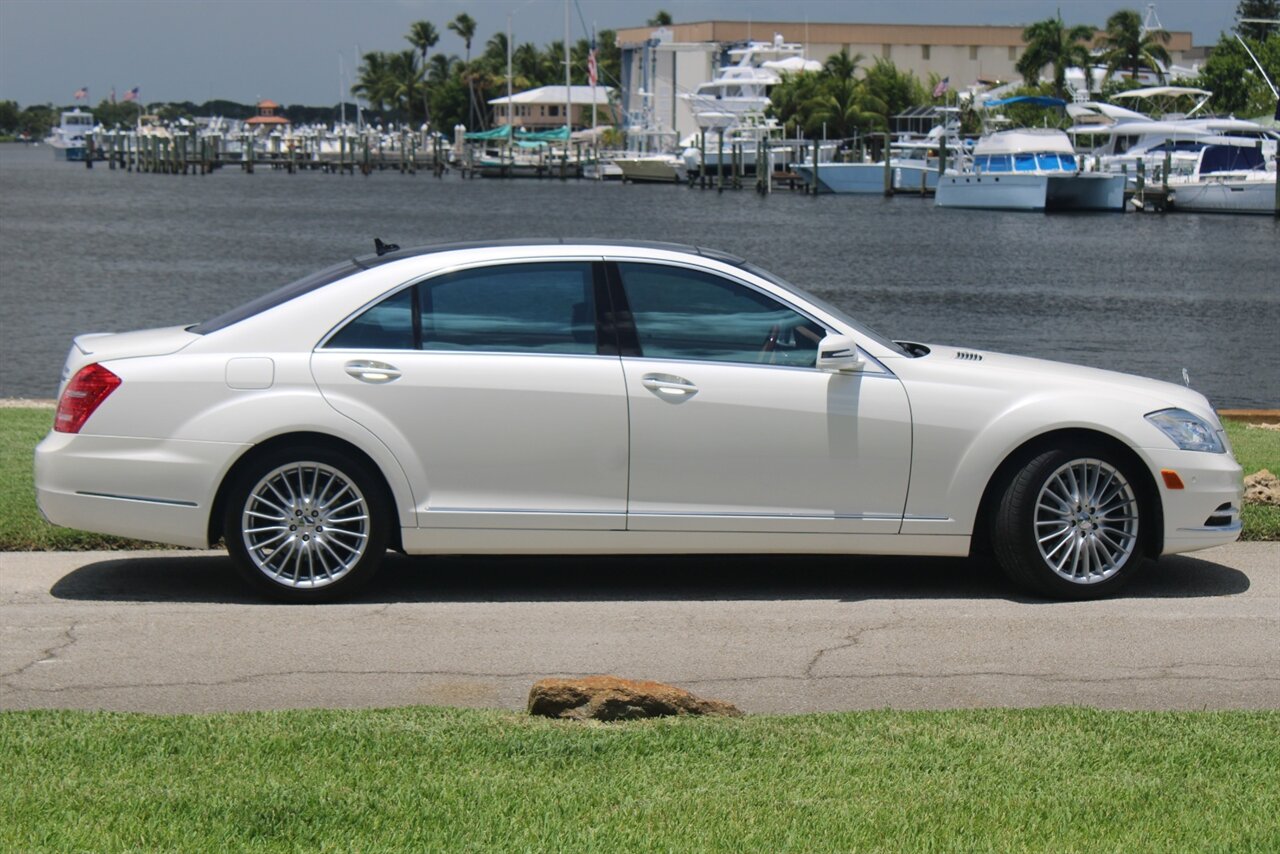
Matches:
[816,334,866,373]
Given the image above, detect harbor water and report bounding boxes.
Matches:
[1,143,1277,406]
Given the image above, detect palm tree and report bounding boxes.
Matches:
[513,42,541,85]
[822,48,864,82]
[387,50,425,122]
[1016,14,1096,99]
[1098,9,1172,83]
[812,77,888,138]
[406,20,439,126]
[449,13,478,127]
[352,51,392,113]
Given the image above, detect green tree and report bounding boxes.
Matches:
[811,77,888,138]
[862,58,928,118]
[406,20,439,126]
[1016,14,1096,99]
[1237,0,1280,40]
[1097,9,1172,82]
[387,49,426,123]
[647,10,673,26]
[449,12,479,127]
[822,48,864,82]
[352,51,393,112]
[1196,32,1280,117]
[0,100,18,134]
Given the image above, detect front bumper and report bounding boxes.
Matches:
[1142,447,1244,555]
[34,432,248,548]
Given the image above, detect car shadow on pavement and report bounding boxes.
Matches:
[49,550,1251,605]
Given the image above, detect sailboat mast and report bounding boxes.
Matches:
[564,0,571,141]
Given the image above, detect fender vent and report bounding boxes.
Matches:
[955,351,983,361]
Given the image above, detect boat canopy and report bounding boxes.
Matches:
[463,126,571,142]
[983,96,1067,109]
[1199,144,1267,175]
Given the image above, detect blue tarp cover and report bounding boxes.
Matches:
[984,95,1068,108]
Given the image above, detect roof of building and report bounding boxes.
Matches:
[488,85,614,106]
[615,20,1193,51]
[257,99,281,109]
[245,115,290,125]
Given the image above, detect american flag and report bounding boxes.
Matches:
[932,76,949,98]
[73,87,88,101]
[587,35,598,87]
[123,86,140,102]
[110,87,116,104]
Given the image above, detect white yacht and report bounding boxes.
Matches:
[680,34,819,120]
[1168,143,1276,214]
[44,109,95,161]
[935,128,1125,211]
[613,154,684,183]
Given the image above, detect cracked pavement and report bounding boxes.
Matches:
[1,543,1277,714]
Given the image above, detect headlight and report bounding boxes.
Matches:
[1145,408,1224,453]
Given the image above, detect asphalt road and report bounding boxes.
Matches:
[2,543,1277,714]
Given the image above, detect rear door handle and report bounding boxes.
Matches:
[641,372,697,402]
[344,360,402,384]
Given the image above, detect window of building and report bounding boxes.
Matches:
[969,45,979,60]
[881,43,892,59]
[1009,45,1018,61]
[922,45,931,60]
[617,263,825,368]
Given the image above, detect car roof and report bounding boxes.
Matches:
[351,239,747,270]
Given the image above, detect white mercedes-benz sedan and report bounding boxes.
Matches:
[35,240,1242,601]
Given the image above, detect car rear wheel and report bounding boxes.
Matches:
[993,446,1145,599]
[224,447,389,602]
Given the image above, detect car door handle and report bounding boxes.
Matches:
[641,373,698,401]
[344,360,402,384]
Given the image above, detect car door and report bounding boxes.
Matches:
[612,260,912,534]
[311,259,629,530]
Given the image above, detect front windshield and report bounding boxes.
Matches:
[738,262,909,356]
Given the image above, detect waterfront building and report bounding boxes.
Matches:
[616,20,1195,142]
[488,85,616,131]
[244,99,290,135]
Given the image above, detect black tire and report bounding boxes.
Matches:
[992,445,1147,600]
[223,445,390,603]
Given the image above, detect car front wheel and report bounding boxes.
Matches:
[224,447,389,602]
[993,447,1146,599]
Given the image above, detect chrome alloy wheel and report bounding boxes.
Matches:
[1034,458,1139,584]
[240,461,370,588]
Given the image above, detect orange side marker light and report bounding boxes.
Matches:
[1161,470,1185,490]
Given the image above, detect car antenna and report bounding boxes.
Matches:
[374,238,400,257]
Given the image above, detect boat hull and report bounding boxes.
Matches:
[614,158,682,184]
[792,163,885,194]
[1172,180,1277,215]
[936,173,1125,211]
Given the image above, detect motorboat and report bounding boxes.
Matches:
[44,109,95,161]
[935,128,1125,211]
[613,154,684,183]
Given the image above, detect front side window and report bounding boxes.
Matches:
[325,262,597,355]
[617,263,824,368]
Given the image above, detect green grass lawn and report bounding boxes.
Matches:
[1,707,1277,852]
[2,407,1276,549]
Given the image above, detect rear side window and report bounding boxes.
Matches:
[323,262,598,355]
[191,261,361,335]
[421,262,595,354]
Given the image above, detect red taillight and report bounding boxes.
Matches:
[55,364,121,434]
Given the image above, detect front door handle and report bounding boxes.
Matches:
[641,372,697,402]
[344,360,402,384]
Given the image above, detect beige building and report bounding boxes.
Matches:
[615,20,1194,141]
[488,85,616,131]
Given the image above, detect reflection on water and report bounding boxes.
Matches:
[1,143,1277,405]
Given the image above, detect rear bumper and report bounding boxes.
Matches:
[1142,447,1244,555]
[34,432,248,548]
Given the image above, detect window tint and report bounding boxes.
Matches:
[326,286,415,349]
[618,263,824,367]
[420,262,596,354]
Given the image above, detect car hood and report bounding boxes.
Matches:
[909,344,1219,419]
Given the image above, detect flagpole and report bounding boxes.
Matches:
[591,24,597,134]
